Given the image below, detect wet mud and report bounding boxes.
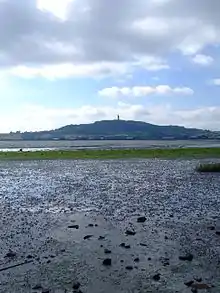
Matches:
[0,159,220,293]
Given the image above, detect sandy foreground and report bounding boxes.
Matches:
[0,159,220,293]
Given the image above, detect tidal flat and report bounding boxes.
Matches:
[0,159,220,293]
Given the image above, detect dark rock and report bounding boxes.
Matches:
[170,214,174,218]
[194,277,202,283]
[191,288,197,293]
[185,280,194,287]
[26,255,33,259]
[126,266,133,270]
[88,224,94,227]
[125,230,136,236]
[61,249,66,253]
[42,290,50,293]
[103,258,112,266]
[153,273,161,281]
[68,225,79,229]
[165,236,168,240]
[215,231,220,235]
[179,253,193,261]
[163,261,170,266]
[120,243,130,249]
[5,251,16,258]
[95,224,98,227]
[47,260,51,264]
[148,257,152,261]
[140,243,147,247]
[100,245,103,248]
[84,235,93,240]
[208,226,215,230]
[98,236,105,240]
[73,282,81,290]
[104,249,111,254]
[120,260,124,263]
[134,258,140,262]
[137,216,146,223]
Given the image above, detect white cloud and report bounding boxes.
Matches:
[0,103,219,133]
[192,54,214,66]
[98,85,194,98]
[210,78,220,86]
[0,0,219,78]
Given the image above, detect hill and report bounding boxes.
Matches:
[15,119,219,141]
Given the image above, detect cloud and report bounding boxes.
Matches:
[98,85,194,98]
[210,78,220,86]
[1,103,220,133]
[191,54,214,66]
[0,0,219,78]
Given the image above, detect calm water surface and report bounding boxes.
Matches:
[0,139,219,152]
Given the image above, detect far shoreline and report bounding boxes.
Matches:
[0,147,220,161]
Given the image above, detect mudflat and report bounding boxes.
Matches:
[0,159,220,293]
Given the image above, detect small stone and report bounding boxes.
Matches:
[153,273,160,281]
[98,236,105,240]
[84,235,93,240]
[42,290,50,293]
[215,231,220,235]
[191,288,197,293]
[179,253,193,261]
[208,226,215,230]
[148,257,152,261]
[68,225,79,229]
[95,224,98,227]
[134,258,140,262]
[73,282,81,290]
[137,216,146,223]
[103,258,112,266]
[104,249,111,254]
[120,243,125,247]
[120,260,124,263]
[170,214,174,218]
[126,266,133,270]
[26,255,33,259]
[88,224,94,227]
[47,260,51,264]
[125,230,136,236]
[184,280,194,287]
[5,251,16,258]
[140,243,147,247]
[165,236,168,240]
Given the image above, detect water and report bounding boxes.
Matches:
[0,139,219,152]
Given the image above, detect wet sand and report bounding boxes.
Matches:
[0,159,220,293]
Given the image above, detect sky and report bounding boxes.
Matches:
[0,0,220,132]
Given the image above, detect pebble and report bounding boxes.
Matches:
[215,231,220,235]
[84,235,93,240]
[125,230,136,236]
[5,251,16,258]
[208,226,215,230]
[137,216,146,223]
[104,249,111,254]
[119,243,130,249]
[88,224,94,227]
[140,243,147,247]
[32,285,43,290]
[103,258,112,266]
[98,236,105,240]
[153,273,161,281]
[134,258,140,262]
[179,253,193,261]
[194,277,202,282]
[125,266,133,270]
[68,225,79,229]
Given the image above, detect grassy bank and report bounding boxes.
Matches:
[0,147,220,161]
